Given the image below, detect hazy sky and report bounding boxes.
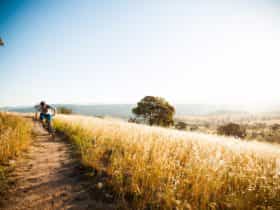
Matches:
[1,0,280,107]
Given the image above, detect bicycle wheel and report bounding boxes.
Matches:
[47,121,55,137]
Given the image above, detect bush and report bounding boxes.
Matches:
[57,107,73,114]
[270,123,280,131]
[189,125,199,131]
[128,117,140,124]
[175,121,187,130]
[217,123,246,138]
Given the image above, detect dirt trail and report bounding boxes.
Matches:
[0,120,115,210]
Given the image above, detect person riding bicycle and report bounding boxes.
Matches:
[34,101,56,124]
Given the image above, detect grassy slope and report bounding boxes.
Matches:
[54,115,280,210]
[0,113,32,194]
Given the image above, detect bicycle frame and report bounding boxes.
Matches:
[35,112,55,136]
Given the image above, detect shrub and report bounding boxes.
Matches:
[128,117,140,124]
[271,123,280,131]
[57,106,73,114]
[217,123,246,138]
[175,121,187,130]
[189,125,199,131]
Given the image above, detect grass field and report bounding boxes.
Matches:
[175,114,280,144]
[0,113,32,193]
[54,114,280,210]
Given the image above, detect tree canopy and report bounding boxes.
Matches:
[132,96,175,127]
[0,38,4,46]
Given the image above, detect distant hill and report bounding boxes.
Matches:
[1,104,251,118]
[2,104,135,118]
[207,110,250,116]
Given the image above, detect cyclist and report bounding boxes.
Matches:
[34,101,56,129]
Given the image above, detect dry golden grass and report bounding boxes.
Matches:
[0,113,32,192]
[54,115,280,210]
[0,113,32,162]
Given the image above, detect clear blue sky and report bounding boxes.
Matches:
[1,0,280,107]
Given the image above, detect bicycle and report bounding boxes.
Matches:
[35,112,56,138]
[42,114,55,138]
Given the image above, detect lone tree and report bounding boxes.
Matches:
[132,96,175,127]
